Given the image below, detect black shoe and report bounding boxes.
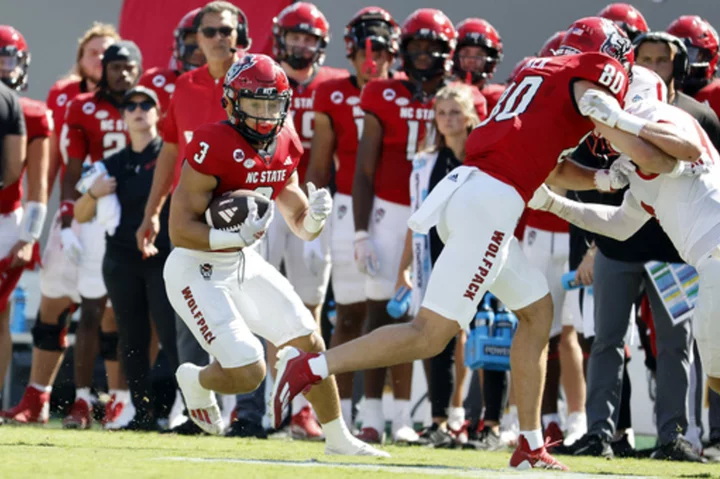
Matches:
[464,427,503,451]
[416,423,454,448]
[225,418,268,439]
[611,433,636,458]
[703,438,720,462]
[160,418,206,436]
[651,437,707,463]
[120,418,161,432]
[554,433,614,458]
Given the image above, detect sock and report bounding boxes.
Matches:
[447,407,465,431]
[110,389,130,403]
[393,399,411,428]
[542,413,561,430]
[362,398,384,433]
[521,429,544,450]
[308,354,329,379]
[340,399,353,430]
[322,416,353,446]
[30,383,51,394]
[508,405,518,417]
[292,394,309,414]
[567,411,587,427]
[75,387,92,404]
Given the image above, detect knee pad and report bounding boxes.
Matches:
[31,308,73,352]
[547,335,561,361]
[99,332,119,361]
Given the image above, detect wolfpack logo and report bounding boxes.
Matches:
[331,91,344,104]
[233,148,245,162]
[338,204,347,220]
[600,19,632,61]
[382,88,396,101]
[82,102,96,115]
[152,74,166,87]
[374,207,386,224]
[199,263,213,280]
[226,55,256,83]
[56,93,68,107]
[95,110,109,120]
[243,158,255,169]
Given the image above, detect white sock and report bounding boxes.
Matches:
[340,399,353,429]
[447,407,465,431]
[292,394,309,414]
[30,383,51,394]
[567,411,586,426]
[75,387,92,404]
[393,399,411,428]
[508,405,518,417]
[542,413,560,430]
[322,416,353,446]
[521,429,544,450]
[308,354,329,379]
[110,389,130,403]
[362,398,384,432]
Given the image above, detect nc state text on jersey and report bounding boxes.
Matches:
[100,119,127,132]
[399,107,435,121]
[245,170,288,183]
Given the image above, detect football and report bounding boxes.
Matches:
[204,190,270,232]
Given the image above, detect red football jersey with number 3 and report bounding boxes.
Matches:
[466,53,629,202]
[186,122,303,200]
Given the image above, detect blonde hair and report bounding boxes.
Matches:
[65,22,120,80]
[430,83,480,151]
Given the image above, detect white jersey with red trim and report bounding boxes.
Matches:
[625,99,720,265]
[625,65,667,105]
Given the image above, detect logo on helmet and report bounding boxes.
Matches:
[226,55,257,84]
[600,23,631,62]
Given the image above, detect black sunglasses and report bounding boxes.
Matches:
[124,100,154,112]
[201,26,234,39]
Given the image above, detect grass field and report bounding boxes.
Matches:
[2,425,720,479]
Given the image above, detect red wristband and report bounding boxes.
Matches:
[60,200,75,220]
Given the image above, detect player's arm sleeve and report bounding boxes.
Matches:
[162,94,179,144]
[359,80,384,119]
[62,101,88,161]
[573,54,630,105]
[543,188,650,241]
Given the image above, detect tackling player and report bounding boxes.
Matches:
[165,54,386,458]
[305,6,400,434]
[271,16,702,469]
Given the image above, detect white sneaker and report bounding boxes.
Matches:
[105,396,136,430]
[500,410,519,447]
[564,412,587,447]
[176,364,224,435]
[168,390,187,429]
[392,424,419,444]
[325,435,391,457]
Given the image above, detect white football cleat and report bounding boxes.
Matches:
[325,435,391,457]
[392,424,419,444]
[176,364,224,435]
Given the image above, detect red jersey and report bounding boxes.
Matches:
[466,53,629,202]
[163,65,226,188]
[45,78,88,185]
[481,83,506,112]
[288,66,348,182]
[314,75,363,196]
[61,92,127,164]
[449,81,488,120]
[186,122,303,200]
[0,98,53,214]
[360,78,438,206]
[693,79,720,119]
[138,67,181,117]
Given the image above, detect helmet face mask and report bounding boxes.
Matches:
[399,9,457,84]
[281,30,322,70]
[0,26,30,91]
[667,15,719,92]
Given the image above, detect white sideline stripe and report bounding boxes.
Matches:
[157,457,655,478]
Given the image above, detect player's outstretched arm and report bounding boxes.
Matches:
[168,163,216,250]
[531,185,650,241]
[352,113,382,232]
[305,112,336,189]
[277,171,332,242]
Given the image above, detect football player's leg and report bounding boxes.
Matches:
[285,230,331,323]
[695,253,720,393]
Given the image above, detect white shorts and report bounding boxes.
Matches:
[421,172,549,328]
[329,193,366,305]
[522,228,580,336]
[40,211,81,303]
[367,197,410,301]
[77,219,107,299]
[694,250,720,378]
[0,207,21,257]
[264,212,331,306]
[163,247,318,369]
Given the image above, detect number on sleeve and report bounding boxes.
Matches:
[193,141,210,164]
[481,76,544,126]
[254,186,274,199]
[597,64,625,95]
[102,132,127,158]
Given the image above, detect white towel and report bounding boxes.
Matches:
[76,162,122,236]
[407,165,477,234]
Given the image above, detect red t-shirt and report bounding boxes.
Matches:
[138,67,181,132]
[466,53,629,202]
[186,122,303,200]
[61,92,127,164]
[45,78,88,185]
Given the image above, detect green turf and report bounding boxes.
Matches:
[1,425,719,478]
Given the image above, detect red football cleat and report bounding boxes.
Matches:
[355,426,383,444]
[0,386,50,424]
[544,421,564,450]
[509,435,569,470]
[271,347,323,429]
[63,398,92,429]
[290,405,324,440]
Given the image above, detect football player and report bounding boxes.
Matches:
[269,1,348,440]
[0,23,118,426]
[538,31,565,58]
[271,16,699,470]
[0,26,50,401]
[597,3,649,42]
[305,6,400,434]
[56,41,142,429]
[453,18,504,111]
[165,53,386,458]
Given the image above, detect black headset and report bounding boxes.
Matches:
[633,31,689,85]
[192,6,252,50]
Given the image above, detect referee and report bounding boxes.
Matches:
[75,86,178,430]
[0,81,26,191]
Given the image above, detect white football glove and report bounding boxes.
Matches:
[667,159,712,178]
[60,227,83,266]
[303,236,329,277]
[238,198,274,248]
[594,157,635,192]
[527,184,554,211]
[578,89,623,128]
[304,182,333,233]
[354,230,380,276]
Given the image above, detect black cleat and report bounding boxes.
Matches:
[554,433,614,458]
[651,437,707,463]
[225,418,268,439]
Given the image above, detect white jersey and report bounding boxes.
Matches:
[625,65,667,105]
[626,99,720,266]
